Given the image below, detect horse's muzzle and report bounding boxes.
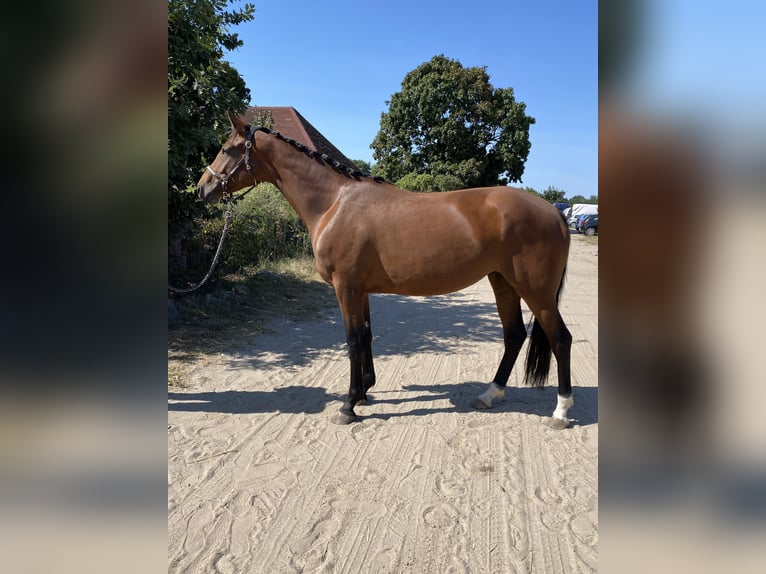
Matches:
[195,180,219,203]
[195,184,212,202]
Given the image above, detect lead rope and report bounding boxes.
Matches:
[168,198,234,295]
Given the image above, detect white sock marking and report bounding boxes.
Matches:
[552,394,574,421]
[476,382,505,408]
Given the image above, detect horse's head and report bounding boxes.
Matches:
[196,111,258,203]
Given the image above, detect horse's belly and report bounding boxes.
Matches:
[382,275,485,296]
[372,252,491,296]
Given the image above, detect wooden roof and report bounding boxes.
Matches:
[243,106,359,170]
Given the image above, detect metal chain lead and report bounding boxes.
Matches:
[168,200,234,295]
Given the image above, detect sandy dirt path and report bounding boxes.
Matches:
[168,235,598,573]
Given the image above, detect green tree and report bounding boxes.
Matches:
[168,0,255,274]
[568,194,598,205]
[371,55,535,189]
[351,159,372,173]
[541,185,566,203]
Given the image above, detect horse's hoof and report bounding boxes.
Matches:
[331,410,356,425]
[544,416,570,430]
[358,394,372,405]
[472,383,504,410]
[471,398,492,410]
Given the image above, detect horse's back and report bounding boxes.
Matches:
[315,182,568,296]
[346,183,569,257]
[450,186,570,243]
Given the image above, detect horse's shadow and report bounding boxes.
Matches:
[168,386,337,415]
[361,382,598,427]
[168,383,597,426]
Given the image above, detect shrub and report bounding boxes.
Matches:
[174,183,311,286]
[395,172,464,192]
[396,172,434,192]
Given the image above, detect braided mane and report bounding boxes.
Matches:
[250,126,385,183]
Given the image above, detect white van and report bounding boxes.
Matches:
[564,203,598,227]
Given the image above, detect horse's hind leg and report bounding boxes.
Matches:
[527,302,573,429]
[473,272,527,409]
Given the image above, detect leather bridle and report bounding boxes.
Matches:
[204,124,259,201]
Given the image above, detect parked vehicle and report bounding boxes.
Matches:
[578,214,598,235]
[566,203,598,227]
[574,213,591,231]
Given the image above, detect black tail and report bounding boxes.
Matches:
[523,265,567,387]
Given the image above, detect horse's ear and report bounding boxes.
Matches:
[227,110,245,133]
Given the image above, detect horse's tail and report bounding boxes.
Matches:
[523,264,567,387]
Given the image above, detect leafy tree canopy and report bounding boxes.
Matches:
[351,159,372,174]
[371,55,535,189]
[168,0,254,196]
[541,185,566,204]
[568,194,599,205]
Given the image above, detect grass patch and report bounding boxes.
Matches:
[168,256,336,387]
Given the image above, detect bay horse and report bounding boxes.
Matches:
[196,111,574,428]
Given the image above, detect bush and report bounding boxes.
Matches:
[432,174,464,191]
[171,183,312,287]
[396,172,434,192]
[395,172,464,192]
[211,183,312,272]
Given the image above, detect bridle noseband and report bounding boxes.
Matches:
[204,124,260,202]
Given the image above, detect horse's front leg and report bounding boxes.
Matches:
[359,294,376,404]
[332,284,366,425]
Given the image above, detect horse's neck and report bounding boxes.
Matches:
[256,135,342,235]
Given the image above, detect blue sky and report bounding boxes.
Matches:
[224,0,598,199]
[626,0,766,123]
